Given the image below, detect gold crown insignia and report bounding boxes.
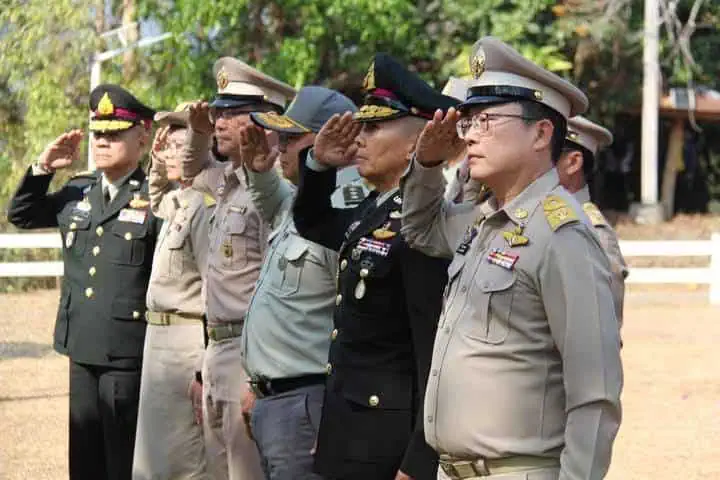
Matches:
[470,49,486,79]
[97,93,115,116]
[363,61,376,92]
[216,67,229,90]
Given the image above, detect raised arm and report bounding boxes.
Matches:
[148,127,178,220]
[539,224,623,480]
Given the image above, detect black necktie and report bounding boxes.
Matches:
[103,187,111,207]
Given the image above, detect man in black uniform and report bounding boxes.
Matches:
[8,85,161,480]
[292,54,458,480]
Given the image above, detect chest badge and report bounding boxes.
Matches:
[129,193,150,209]
[502,225,529,247]
[456,225,478,255]
[487,248,519,270]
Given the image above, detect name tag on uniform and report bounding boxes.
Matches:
[456,226,478,255]
[357,237,390,256]
[118,208,147,224]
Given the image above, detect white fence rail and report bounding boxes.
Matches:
[1,232,719,303]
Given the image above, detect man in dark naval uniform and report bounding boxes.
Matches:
[8,84,162,480]
[292,54,458,480]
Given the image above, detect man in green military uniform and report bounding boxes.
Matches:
[8,84,162,480]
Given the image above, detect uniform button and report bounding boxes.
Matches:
[427,415,434,423]
[85,287,94,298]
[368,395,380,407]
[88,266,96,277]
[444,326,451,334]
[461,286,468,293]
[335,294,342,306]
[69,222,77,230]
[331,329,338,340]
[124,232,132,241]
[92,246,100,256]
[432,369,438,377]
[340,259,348,271]
[325,363,332,375]
[132,311,140,320]
[96,226,104,236]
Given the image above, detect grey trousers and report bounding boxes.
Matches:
[250,384,324,480]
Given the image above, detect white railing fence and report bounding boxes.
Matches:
[1,232,719,303]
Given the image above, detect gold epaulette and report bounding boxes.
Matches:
[583,202,609,228]
[543,194,579,231]
[71,170,96,178]
[203,193,217,208]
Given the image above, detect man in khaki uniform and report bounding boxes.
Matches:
[558,116,628,329]
[400,37,623,479]
[181,57,295,480]
[132,103,213,479]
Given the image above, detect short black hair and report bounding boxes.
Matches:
[518,100,567,162]
[563,141,596,179]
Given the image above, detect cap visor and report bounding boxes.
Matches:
[210,97,258,109]
[89,119,134,132]
[458,96,517,111]
[154,111,188,127]
[250,112,309,134]
[352,107,405,123]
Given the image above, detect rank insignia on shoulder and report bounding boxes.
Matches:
[393,195,402,205]
[343,185,366,206]
[543,195,578,231]
[129,193,150,209]
[72,170,95,179]
[487,249,519,270]
[372,228,396,240]
[582,202,608,228]
[129,179,140,187]
[203,193,217,208]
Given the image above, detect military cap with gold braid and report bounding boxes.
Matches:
[566,116,613,156]
[442,77,472,102]
[89,84,155,133]
[461,37,588,119]
[154,101,196,128]
[354,53,459,122]
[211,57,296,112]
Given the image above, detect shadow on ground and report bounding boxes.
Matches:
[0,341,55,360]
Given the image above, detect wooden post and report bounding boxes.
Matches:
[660,118,685,218]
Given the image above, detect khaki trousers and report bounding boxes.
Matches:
[132,323,208,480]
[202,336,264,480]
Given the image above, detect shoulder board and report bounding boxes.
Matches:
[543,194,579,232]
[342,184,366,206]
[583,202,609,228]
[203,193,217,208]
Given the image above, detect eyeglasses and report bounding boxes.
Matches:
[456,113,539,139]
[208,107,256,123]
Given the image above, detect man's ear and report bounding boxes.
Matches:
[563,150,584,176]
[532,119,554,152]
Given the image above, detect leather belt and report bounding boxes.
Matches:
[206,322,244,342]
[146,311,203,326]
[439,455,559,479]
[249,374,326,399]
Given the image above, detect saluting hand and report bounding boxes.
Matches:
[188,101,213,134]
[415,107,463,167]
[394,470,413,480]
[150,126,170,167]
[38,129,84,172]
[239,124,279,173]
[313,112,362,168]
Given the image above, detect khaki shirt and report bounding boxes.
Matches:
[574,186,628,328]
[241,168,338,378]
[182,129,268,324]
[146,158,211,316]
[400,161,623,480]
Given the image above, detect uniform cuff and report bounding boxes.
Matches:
[306,149,331,172]
[31,164,53,176]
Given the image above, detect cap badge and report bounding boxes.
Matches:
[97,93,115,116]
[217,67,229,90]
[470,49,486,79]
[533,90,544,100]
[363,61,376,92]
[567,131,579,141]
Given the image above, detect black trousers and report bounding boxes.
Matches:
[69,360,141,480]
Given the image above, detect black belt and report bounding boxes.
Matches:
[249,374,326,398]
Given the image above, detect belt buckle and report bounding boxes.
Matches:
[161,313,171,326]
[249,377,272,398]
[440,459,488,479]
[208,327,217,341]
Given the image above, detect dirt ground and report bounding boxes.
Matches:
[1,288,719,479]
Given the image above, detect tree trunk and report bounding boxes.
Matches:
[660,118,685,218]
[122,0,138,81]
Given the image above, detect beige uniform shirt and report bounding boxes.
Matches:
[146,158,211,316]
[574,186,628,329]
[182,129,268,325]
[400,161,623,480]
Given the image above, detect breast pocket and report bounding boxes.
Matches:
[164,227,189,276]
[60,216,91,257]
[270,236,310,296]
[108,222,150,266]
[465,263,516,344]
[221,212,248,269]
